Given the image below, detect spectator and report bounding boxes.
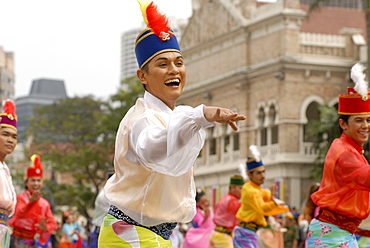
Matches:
[9,154,58,248]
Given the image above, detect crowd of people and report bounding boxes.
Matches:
[3,0,370,247]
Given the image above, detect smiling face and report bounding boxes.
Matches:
[137,51,186,110]
[0,127,17,162]
[339,114,370,146]
[26,177,43,194]
[197,194,210,210]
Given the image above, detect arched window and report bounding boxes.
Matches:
[209,127,217,155]
[258,107,267,146]
[303,102,320,142]
[269,105,278,144]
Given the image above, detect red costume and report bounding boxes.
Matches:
[213,193,241,230]
[9,191,58,245]
[9,154,58,246]
[311,133,370,220]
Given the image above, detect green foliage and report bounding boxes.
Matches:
[100,76,144,145]
[24,79,144,220]
[26,96,113,219]
[304,104,340,181]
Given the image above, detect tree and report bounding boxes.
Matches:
[100,76,144,145]
[25,78,144,220]
[306,103,370,181]
[26,96,114,219]
[305,104,340,181]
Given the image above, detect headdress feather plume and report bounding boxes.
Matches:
[138,0,171,41]
[351,63,368,100]
[30,154,42,170]
[2,99,16,116]
[239,163,248,181]
[249,145,261,162]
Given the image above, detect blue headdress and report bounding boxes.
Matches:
[246,145,264,172]
[135,0,181,69]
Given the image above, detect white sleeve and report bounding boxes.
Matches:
[129,104,213,176]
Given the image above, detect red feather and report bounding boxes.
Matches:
[2,99,16,116]
[34,155,42,169]
[146,2,171,40]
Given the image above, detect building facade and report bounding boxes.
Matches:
[178,0,366,209]
[0,47,15,101]
[15,78,68,143]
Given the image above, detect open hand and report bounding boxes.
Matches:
[203,106,246,131]
[270,185,278,198]
[35,218,48,231]
[27,190,41,203]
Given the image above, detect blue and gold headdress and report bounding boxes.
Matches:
[246,145,264,172]
[135,0,181,69]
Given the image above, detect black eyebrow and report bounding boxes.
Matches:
[1,130,17,136]
[154,56,184,62]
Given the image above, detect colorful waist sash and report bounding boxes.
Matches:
[317,208,361,234]
[0,208,9,225]
[238,221,260,232]
[215,225,232,235]
[108,205,177,240]
[12,227,35,240]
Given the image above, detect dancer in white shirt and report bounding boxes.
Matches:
[98,1,246,247]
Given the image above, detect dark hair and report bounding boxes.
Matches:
[139,63,149,90]
[141,63,149,73]
[302,183,320,222]
[195,191,206,203]
[338,115,350,134]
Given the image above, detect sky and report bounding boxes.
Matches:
[1,0,275,100]
[0,0,193,99]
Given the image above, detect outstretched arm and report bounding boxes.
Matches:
[203,106,246,131]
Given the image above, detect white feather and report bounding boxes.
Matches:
[249,145,261,162]
[239,163,247,181]
[351,63,368,98]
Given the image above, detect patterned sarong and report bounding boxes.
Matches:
[358,236,370,248]
[98,214,172,248]
[210,231,233,248]
[10,236,35,248]
[0,223,10,248]
[233,226,259,248]
[89,225,100,248]
[306,219,359,248]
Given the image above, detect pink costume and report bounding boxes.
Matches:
[184,206,216,248]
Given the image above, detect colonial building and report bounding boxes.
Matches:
[178,0,366,208]
[0,47,15,101]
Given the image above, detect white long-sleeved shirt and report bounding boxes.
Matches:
[104,91,213,226]
[91,190,110,227]
[0,161,16,217]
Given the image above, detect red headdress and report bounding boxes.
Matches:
[27,154,43,178]
[0,99,17,130]
[138,0,171,40]
[338,63,370,115]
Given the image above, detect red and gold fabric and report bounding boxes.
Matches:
[311,133,370,221]
[8,191,58,246]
